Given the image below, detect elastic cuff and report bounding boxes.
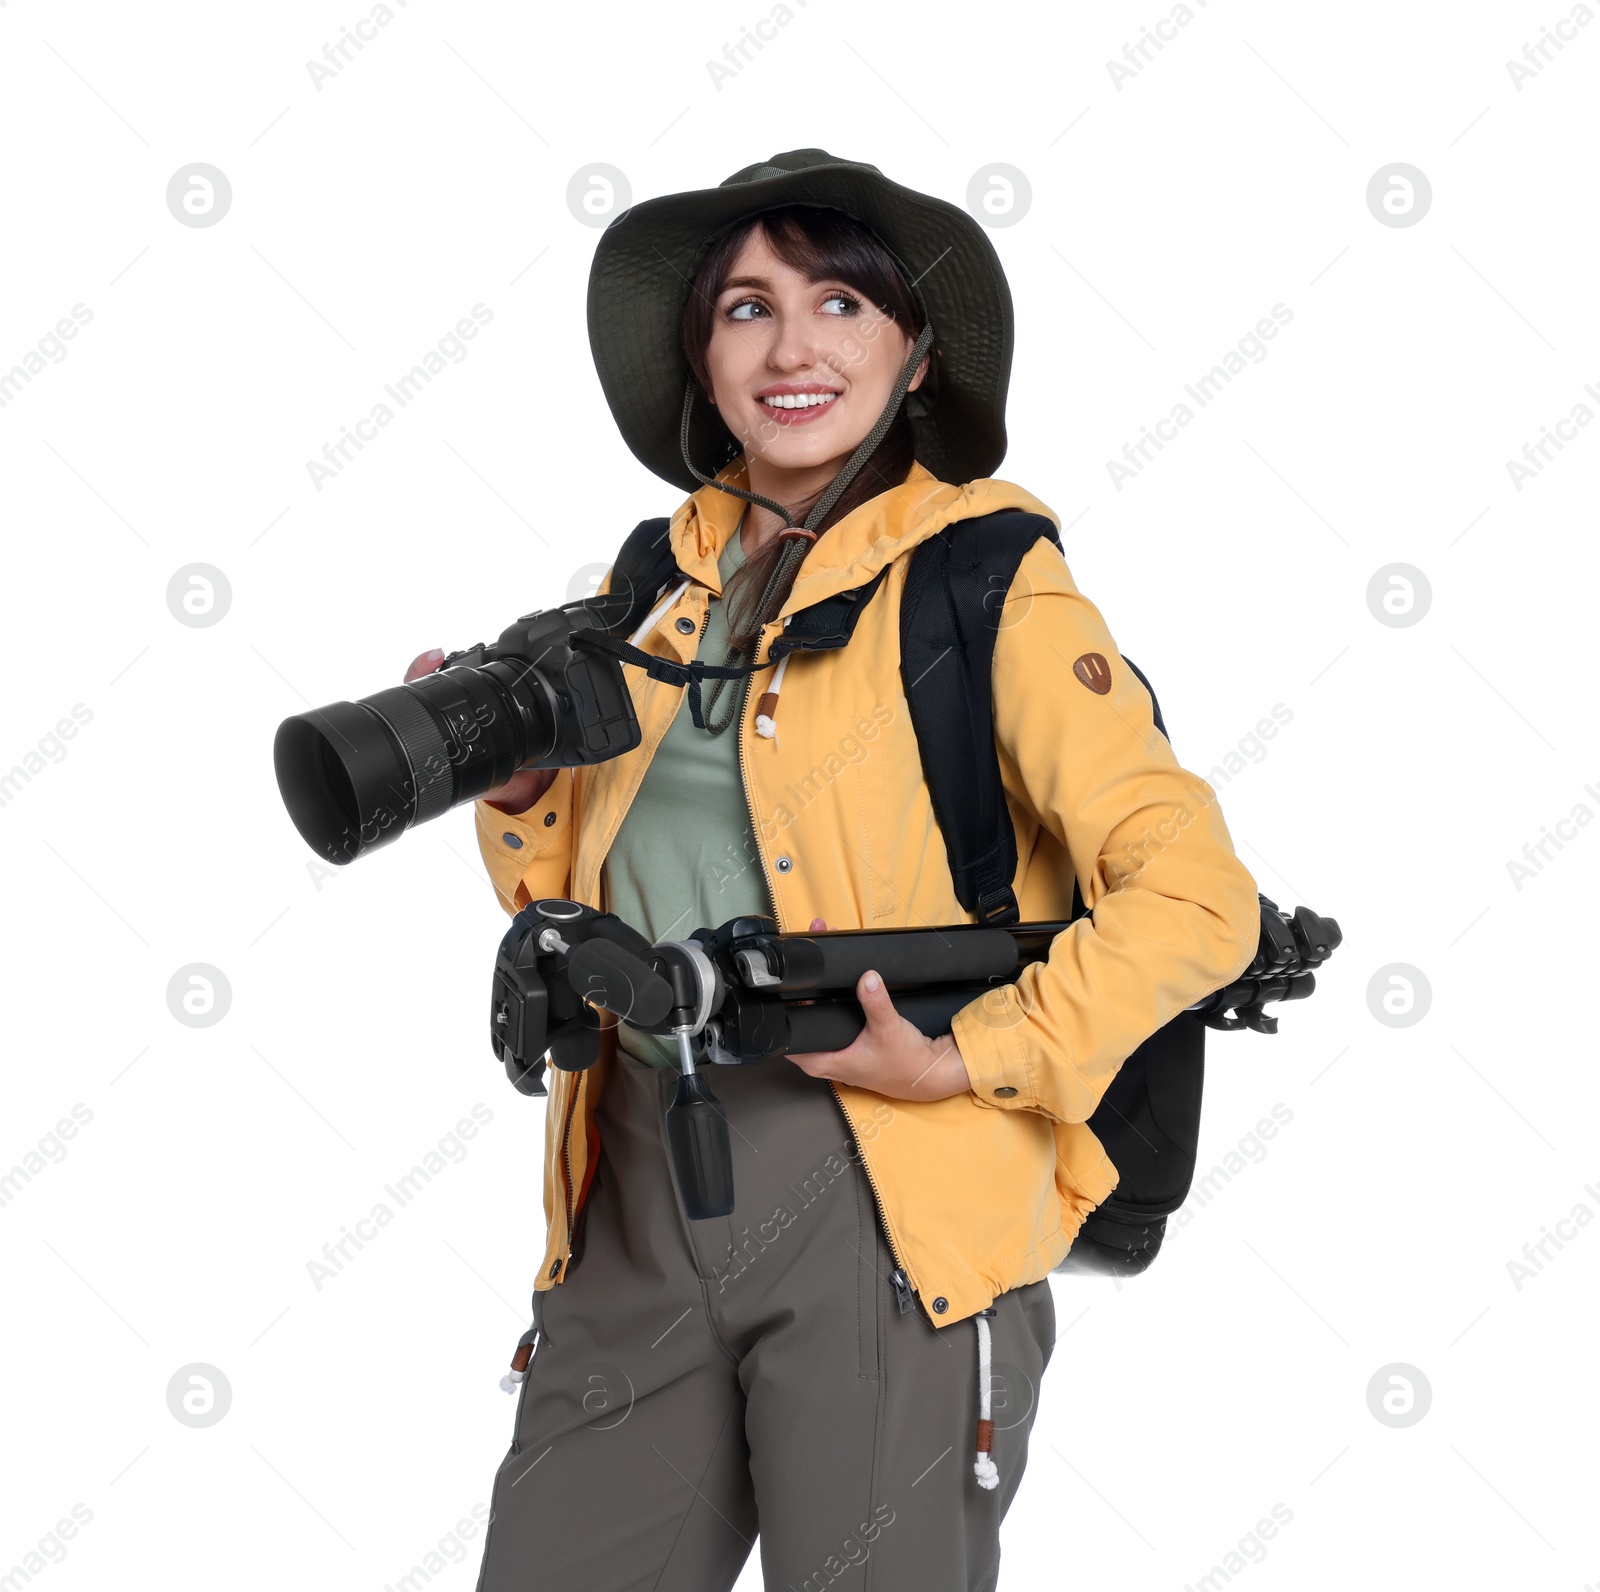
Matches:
[950,992,1037,1111]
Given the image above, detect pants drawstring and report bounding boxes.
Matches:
[974,1308,999,1489]
[499,1327,539,1393]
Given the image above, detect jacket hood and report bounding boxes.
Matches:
[666,462,1058,619]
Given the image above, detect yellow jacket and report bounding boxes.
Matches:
[474,463,1261,1324]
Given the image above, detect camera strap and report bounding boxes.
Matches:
[572,630,775,730]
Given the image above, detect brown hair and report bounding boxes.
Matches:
[681,205,930,653]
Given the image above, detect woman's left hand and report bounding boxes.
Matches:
[784,919,973,1102]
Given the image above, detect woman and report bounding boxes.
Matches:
[409,150,1260,1592]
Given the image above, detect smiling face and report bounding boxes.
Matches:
[700,226,927,492]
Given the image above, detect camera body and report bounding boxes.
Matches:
[274,596,640,866]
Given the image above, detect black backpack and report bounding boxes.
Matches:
[603,508,1206,1277]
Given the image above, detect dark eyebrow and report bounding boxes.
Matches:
[718,274,858,295]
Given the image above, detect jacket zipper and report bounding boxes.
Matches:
[731,612,927,1321]
[889,1265,915,1315]
[734,616,779,953]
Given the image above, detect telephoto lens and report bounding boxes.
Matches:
[274,595,641,865]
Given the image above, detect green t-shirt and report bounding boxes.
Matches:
[602,527,776,1068]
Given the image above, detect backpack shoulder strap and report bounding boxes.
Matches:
[901,509,1169,928]
[770,566,892,658]
[900,510,1061,926]
[604,517,679,637]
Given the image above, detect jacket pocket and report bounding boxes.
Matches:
[509,1292,551,1456]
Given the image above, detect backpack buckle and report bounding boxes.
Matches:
[975,885,1019,926]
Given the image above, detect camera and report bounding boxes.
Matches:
[273,594,641,865]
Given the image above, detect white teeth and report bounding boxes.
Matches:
[763,392,837,409]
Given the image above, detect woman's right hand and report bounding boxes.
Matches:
[404,649,558,816]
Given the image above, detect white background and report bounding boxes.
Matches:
[2,1,1597,1588]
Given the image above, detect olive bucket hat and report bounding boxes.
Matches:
[586,148,1015,494]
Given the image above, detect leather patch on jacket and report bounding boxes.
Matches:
[1072,652,1112,695]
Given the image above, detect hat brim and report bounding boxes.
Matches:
[587,155,1013,493]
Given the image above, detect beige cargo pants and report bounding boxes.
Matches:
[475,1040,1055,1592]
